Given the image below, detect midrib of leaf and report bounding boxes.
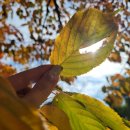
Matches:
[60,39,112,65]
[64,108,92,130]
[60,102,105,130]
[56,22,73,65]
[58,36,114,73]
[60,32,111,66]
[72,94,130,130]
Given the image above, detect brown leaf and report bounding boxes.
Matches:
[40,105,72,130]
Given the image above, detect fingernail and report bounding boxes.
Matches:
[49,65,63,76]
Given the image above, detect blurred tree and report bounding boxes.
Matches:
[0,0,130,118]
[102,73,130,119]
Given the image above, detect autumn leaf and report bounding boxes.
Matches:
[0,29,5,41]
[50,8,118,77]
[52,93,130,130]
[108,52,121,62]
[47,0,55,7]
[72,94,130,130]
[53,93,106,130]
[0,63,16,77]
[40,105,72,130]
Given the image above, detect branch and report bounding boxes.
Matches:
[53,0,62,29]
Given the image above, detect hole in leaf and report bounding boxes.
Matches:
[79,38,108,54]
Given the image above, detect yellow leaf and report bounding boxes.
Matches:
[72,94,130,130]
[50,8,118,77]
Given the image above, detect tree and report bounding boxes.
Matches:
[102,74,130,119]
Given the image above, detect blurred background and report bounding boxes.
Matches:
[0,0,130,119]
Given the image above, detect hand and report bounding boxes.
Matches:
[8,65,62,108]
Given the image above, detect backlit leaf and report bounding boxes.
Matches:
[72,94,130,130]
[40,105,72,130]
[53,93,106,130]
[50,8,118,77]
[52,93,130,130]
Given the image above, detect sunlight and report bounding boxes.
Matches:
[79,38,107,54]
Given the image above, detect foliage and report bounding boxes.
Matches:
[0,63,16,77]
[41,93,130,130]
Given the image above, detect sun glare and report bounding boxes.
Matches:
[79,38,107,54]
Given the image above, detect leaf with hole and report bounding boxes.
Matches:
[50,8,118,77]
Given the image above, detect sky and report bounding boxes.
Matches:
[58,59,126,100]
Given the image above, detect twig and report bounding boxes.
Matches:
[53,0,62,29]
[39,0,51,64]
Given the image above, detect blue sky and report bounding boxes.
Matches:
[58,59,126,100]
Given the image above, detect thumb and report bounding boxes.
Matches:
[22,65,63,108]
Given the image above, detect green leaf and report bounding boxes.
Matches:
[40,105,72,130]
[50,8,118,77]
[53,93,106,130]
[72,94,130,130]
[52,93,130,130]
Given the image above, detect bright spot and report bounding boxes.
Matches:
[79,38,107,54]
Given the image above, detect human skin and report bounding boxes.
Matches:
[8,65,62,108]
